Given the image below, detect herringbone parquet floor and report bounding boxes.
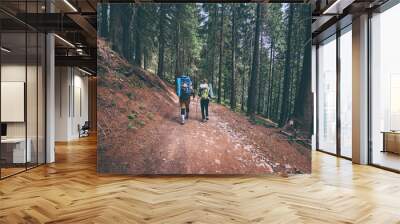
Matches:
[1,135,400,224]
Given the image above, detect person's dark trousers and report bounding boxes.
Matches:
[200,99,209,120]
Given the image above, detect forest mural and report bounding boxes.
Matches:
[97,3,312,175]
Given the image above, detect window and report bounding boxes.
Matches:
[370,3,400,171]
[317,35,337,154]
[339,26,352,158]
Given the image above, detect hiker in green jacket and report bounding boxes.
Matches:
[198,79,212,122]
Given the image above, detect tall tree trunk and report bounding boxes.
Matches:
[204,17,210,82]
[144,49,148,70]
[293,6,313,137]
[100,4,108,38]
[266,39,274,118]
[257,32,264,114]
[210,40,215,90]
[288,12,301,115]
[275,69,284,121]
[175,21,181,77]
[211,5,218,90]
[279,5,294,126]
[174,5,182,78]
[181,36,185,73]
[241,72,245,111]
[246,3,261,119]
[230,5,237,110]
[110,5,123,54]
[121,7,132,61]
[134,7,143,67]
[217,6,224,104]
[290,33,302,114]
[223,76,227,101]
[157,5,167,79]
[242,36,253,112]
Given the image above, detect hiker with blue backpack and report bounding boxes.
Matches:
[176,75,195,125]
[198,79,213,122]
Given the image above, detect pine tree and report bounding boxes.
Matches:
[230,5,237,110]
[279,5,294,126]
[247,3,261,119]
[217,5,225,104]
[157,4,168,79]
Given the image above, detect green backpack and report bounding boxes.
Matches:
[201,87,209,99]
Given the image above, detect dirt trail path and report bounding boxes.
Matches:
[139,98,275,174]
[98,39,310,175]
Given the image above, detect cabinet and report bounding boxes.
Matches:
[382,132,400,154]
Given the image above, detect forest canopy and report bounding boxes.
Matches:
[98,3,313,136]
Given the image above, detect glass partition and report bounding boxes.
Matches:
[1,31,28,177]
[370,4,400,171]
[339,26,352,158]
[0,1,46,179]
[317,35,337,154]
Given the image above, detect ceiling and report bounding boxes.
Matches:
[0,0,97,74]
[310,0,390,42]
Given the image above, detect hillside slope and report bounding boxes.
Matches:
[97,39,311,175]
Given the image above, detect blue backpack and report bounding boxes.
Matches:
[176,76,192,98]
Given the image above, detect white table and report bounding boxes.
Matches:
[1,138,31,163]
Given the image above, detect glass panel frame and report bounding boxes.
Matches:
[369,3,400,172]
[339,25,353,159]
[0,26,28,178]
[315,23,354,161]
[0,1,47,179]
[317,34,337,155]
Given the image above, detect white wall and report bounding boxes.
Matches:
[72,73,89,138]
[55,67,89,141]
[1,65,26,139]
[55,66,70,141]
[1,64,40,137]
[1,63,46,164]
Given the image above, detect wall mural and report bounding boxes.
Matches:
[97,3,313,175]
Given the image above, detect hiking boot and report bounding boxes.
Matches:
[206,116,209,120]
[181,115,185,125]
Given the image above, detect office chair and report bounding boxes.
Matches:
[79,121,90,138]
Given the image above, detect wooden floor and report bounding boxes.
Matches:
[0,136,400,223]
[1,167,26,178]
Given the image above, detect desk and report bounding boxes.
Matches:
[1,138,31,163]
[382,131,400,154]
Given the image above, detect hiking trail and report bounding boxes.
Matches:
[141,99,275,174]
[97,39,311,175]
